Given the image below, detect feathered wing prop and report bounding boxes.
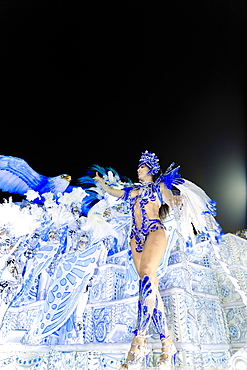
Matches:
[175,179,219,238]
[175,179,247,305]
[78,165,132,215]
[0,155,44,195]
[0,155,71,196]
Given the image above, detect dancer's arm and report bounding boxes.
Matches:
[93,172,125,198]
[160,182,182,209]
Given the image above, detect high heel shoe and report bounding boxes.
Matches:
[157,336,176,370]
[119,341,150,369]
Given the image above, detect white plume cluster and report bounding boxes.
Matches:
[0,198,39,237]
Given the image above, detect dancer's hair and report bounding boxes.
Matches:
[153,170,170,221]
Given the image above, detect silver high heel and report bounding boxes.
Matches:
[119,340,150,369]
[157,336,176,370]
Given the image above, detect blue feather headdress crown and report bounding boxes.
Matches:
[138,150,160,175]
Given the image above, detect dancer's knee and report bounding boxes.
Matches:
[139,266,158,287]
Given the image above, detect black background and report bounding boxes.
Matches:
[0,0,246,232]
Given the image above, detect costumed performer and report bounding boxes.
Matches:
[94,151,183,370]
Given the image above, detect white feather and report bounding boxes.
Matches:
[107,171,115,183]
[84,200,117,239]
[175,179,219,237]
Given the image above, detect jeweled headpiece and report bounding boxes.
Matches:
[138,150,160,175]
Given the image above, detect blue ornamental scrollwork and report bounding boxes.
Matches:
[95,320,107,343]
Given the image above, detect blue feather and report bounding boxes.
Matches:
[77,170,103,215]
[164,162,175,175]
[80,191,100,215]
[105,166,120,179]
[157,164,184,190]
[105,166,118,175]
[77,176,97,188]
[77,165,132,215]
[86,165,106,177]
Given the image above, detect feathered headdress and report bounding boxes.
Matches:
[138,151,160,175]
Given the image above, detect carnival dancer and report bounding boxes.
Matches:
[94,151,183,370]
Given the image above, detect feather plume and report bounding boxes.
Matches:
[175,179,221,237]
[157,164,184,190]
[86,164,106,177]
[77,165,132,216]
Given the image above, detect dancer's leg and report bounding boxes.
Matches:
[122,274,156,366]
[153,290,175,367]
[140,229,176,367]
[123,229,168,363]
[138,228,168,285]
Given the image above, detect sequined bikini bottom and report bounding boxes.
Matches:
[130,218,165,253]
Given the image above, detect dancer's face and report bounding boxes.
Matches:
[137,164,153,182]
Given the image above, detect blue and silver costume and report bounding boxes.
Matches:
[121,182,166,252]
[119,151,184,346]
[120,151,184,253]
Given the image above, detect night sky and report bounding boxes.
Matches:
[0,0,246,232]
